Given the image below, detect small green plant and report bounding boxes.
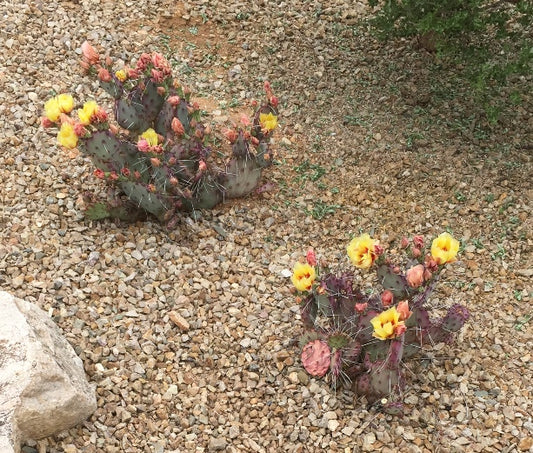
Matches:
[41,42,280,227]
[305,200,341,220]
[291,232,469,414]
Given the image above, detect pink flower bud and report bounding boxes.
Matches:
[412,247,422,258]
[151,69,164,83]
[413,235,424,249]
[109,171,119,181]
[41,117,54,128]
[406,264,425,288]
[170,176,178,186]
[81,41,99,65]
[198,160,207,172]
[93,169,105,179]
[134,171,141,179]
[171,117,185,136]
[240,114,251,126]
[97,67,111,82]
[147,184,156,193]
[423,268,432,281]
[374,244,384,256]
[109,124,119,135]
[105,56,113,67]
[355,302,368,313]
[251,136,259,146]
[306,249,317,267]
[150,157,161,167]
[121,167,130,177]
[167,96,181,106]
[400,237,409,249]
[94,108,108,123]
[157,86,166,96]
[394,323,407,336]
[127,68,139,79]
[224,129,238,143]
[381,290,394,307]
[264,81,271,91]
[74,123,86,137]
[397,300,412,321]
[270,95,279,108]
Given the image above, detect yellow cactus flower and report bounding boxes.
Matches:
[57,123,78,149]
[259,112,278,132]
[347,234,379,269]
[77,100,99,126]
[370,307,405,340]
[56,93,74,114]
[115,69,128,82]
[140,128,159,146]
[44,94,74,122]
[431,232,460,264]
[291,262,316,292]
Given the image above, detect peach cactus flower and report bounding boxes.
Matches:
[291,262,316,292]
[431,232,460,264]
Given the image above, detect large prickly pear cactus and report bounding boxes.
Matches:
[42,42,280,227]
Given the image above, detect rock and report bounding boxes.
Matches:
[0,291,96,453]
[168,311,190,331]
[518,437,533,451]
[208,437,227,451]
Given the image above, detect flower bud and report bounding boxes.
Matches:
[355,302,368,313]
[167,96,181,106]
[157,86,166,96]
[413,235,424,249]
[170,176,178,186]
[121,167,130,177]
[381,290,394,307]
[224,129,238,143]
[93,169,105,179]
[400,237,409,249]
[97,67,111,82]
[406,264,425,288]
[198,160,207,172]
[41,117,53,128]
[137,139,150,153]
[270,95,279,108]
[306,249,317,267]
[150,157,161,167]
[397,300,412,321]
[81,41,99,65]
[412,247,422,258]
[171,117,185,136]
[109,171,119,181]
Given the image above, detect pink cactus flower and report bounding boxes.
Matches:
[127,68,140,79]
[381,290,394,307]
[93,169,105,179]
[137,139,150,153]
[81,41,99,65]
[301,340,331,377]
[406,264,425,288]
[355,302,368,313]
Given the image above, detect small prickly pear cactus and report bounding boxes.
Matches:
[291,232,470,413]
[41,42,280,227]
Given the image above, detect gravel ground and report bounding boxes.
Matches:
[1,0,532,452]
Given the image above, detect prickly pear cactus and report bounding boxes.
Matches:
[291,233,470,413]
[42,42,280,227]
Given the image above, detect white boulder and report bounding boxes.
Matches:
[0,291,96,453]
